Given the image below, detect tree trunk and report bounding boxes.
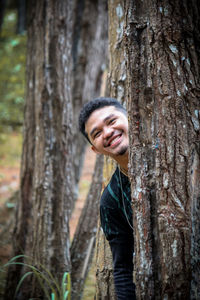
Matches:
[0,0,6,34]
[71,0,108,199]
[108,0,129,104]
[122,0,200,299]
[16,0,26,34]
[5,0,74,299]
[95,158,117,300]
[71,154,104,300]
[70,0,108,297]
[95,218,116,300]
[94,1,131,297]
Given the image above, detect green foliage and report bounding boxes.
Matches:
[82,258,96,299]
[0,132,22,167]
[1,255,71,300]
[0,10,26,134]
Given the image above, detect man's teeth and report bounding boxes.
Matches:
[110,136,120,146]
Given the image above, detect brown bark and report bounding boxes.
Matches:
[70,154,104,300]
[122,0,200,299]
[95,158,117,300]
[71,0,108,199]
[5,0,74,299]
[70,0,108,297]
[108,0,129,104]
[93,1,131,297]
[95,218,116,300]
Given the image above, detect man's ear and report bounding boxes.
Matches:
[91,145,101,154]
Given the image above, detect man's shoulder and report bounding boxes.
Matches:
[100,168,120,205]
[107,167,119,187]
[101,167,131,206]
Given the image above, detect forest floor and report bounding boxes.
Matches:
[0,138,97,299]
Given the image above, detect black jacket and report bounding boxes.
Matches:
[100,168,136,300]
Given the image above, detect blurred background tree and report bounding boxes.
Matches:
[0,1,26,138]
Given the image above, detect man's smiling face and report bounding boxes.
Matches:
[85,106,129,161]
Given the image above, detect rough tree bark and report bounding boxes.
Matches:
[71,0,108,199]
[71,154,104,300]
[70,0,108,297]
[108,0,128,105]
[5,1,74,299]
[95,221,116,300]
[95,1,130,296]
[95,159,117,300]
[122,1,199,299]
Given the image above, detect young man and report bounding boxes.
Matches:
[79,97,136,299]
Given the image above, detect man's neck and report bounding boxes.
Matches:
[115,154,128,174]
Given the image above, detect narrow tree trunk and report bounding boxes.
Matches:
[95,158,117,300]
[123,0,200,299]
[16,0,26,34]
[0,0,6,34]
[94,1,131,297]
[70,0,108,296]
[71,0,108,199]
[108,0,129,104]
[71,154,104,300]
[95,219,116,300]
[5,1,74,299]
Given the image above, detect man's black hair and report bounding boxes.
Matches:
[78,97,126,144]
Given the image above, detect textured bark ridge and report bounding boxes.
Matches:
[122,0,199,299]
[95,220,117,300]
[95,159,117,299]
[96,0,133,297]
[70,154,104,300]
[71,0,108,199]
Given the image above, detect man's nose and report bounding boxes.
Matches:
[103,127,113,139]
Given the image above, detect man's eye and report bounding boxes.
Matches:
[109,118,116,124]
[94,131,101,138]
